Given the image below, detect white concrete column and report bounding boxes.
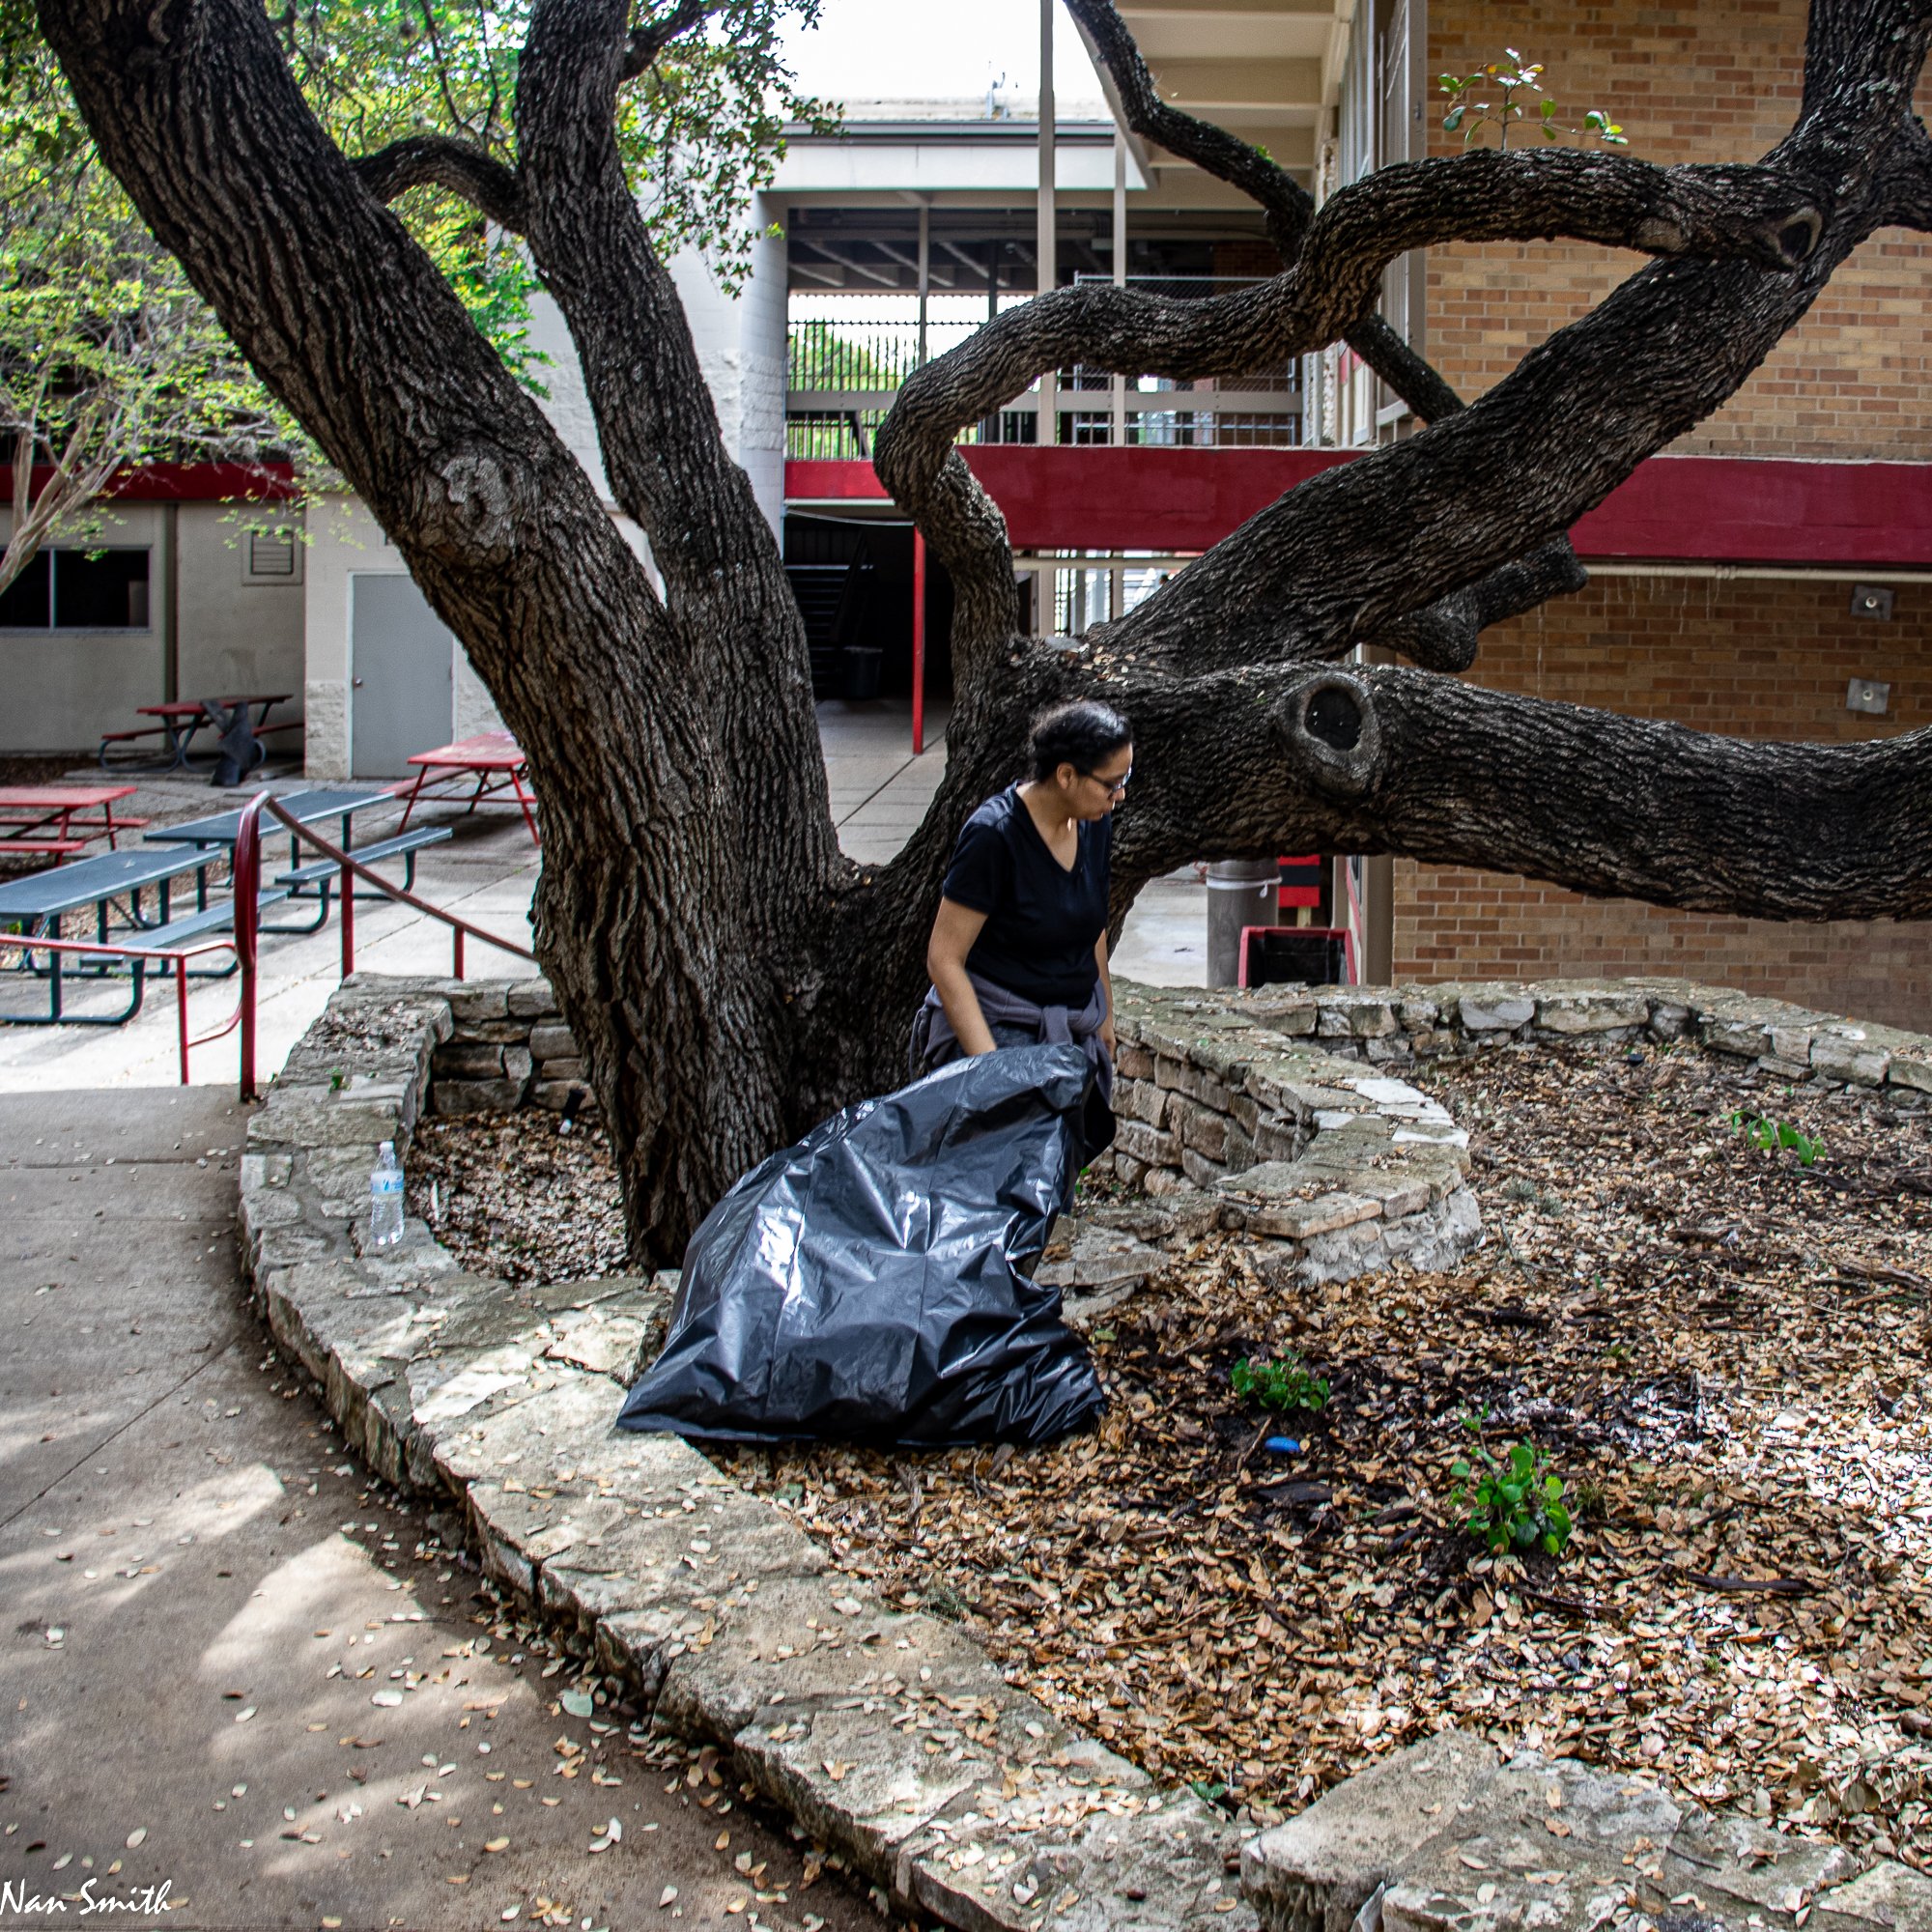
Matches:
[917,201,930,367]
[1037,0,1056,448]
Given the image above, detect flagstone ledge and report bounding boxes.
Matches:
[239,972,1932,1931]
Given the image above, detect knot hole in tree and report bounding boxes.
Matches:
[1282,671,1382,800]
[1775,209,1823,267]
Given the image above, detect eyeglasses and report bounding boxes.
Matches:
[1083,766,1131,797]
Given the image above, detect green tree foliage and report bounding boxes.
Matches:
[0,0,833,589]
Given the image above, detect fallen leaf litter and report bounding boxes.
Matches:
[415,1039,1932,1871]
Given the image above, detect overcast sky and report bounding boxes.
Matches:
[776,0,1108,111]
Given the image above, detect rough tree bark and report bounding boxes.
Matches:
[36,0,1932,1262]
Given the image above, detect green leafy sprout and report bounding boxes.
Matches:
[1728,1110,1823,1165]
[1449,1407,1574,1557]
[1230,1351,1330,1415]
[1439,49,1627,150]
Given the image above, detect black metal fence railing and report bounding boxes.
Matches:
[785,277,1301,459]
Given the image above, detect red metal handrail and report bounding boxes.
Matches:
[235,790,536,1099]
[0,929,242,1083]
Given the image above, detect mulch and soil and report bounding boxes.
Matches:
[408,1109,629,1285]
[409,1041,1932,1871]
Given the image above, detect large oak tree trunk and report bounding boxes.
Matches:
[38,0,1932,1262]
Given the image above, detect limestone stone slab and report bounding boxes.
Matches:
[1814,1859,1932,1932]
[1459,992,1534,1033]
[1243,1729,1499,1932]
[543,1303,654,1379]
[527,1020,579,1061]
[1810,1028,1892,1086]
[1534,989,1651,1034]
[427,1369,623,1490]
[904,1779,1253,1932]
[1037,1228,1166,1293]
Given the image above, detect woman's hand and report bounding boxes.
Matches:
[1098,1012,1118,1058]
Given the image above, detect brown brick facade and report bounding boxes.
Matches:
[1390,576,1932,1030]
[1425,0,1932,458]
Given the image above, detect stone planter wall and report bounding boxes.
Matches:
[425,977,592,1116]
[237,970,1932,1932]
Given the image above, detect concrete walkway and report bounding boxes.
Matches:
[0,1087,876,1931]
[0,701,1206,1094]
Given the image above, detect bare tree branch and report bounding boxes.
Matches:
[1065,0,1573,663]
[1105,660,1932,923]
[1370,540,1590,672]
[351,133,526,230]
[619,0,727,81]
[1073,1,1932,682]
[1063,0,1312,257]
[875,149,1817,668]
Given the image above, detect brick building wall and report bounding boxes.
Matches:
[1425,0,1932,457]
[1390,576,1932,1030]
[1392,4,1932,1029]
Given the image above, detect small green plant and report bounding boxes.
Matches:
[1450,1411,1574,1557]
[1728,1109,1823,1165]
[1231,1351,1330,1414]
[328,1066,346,1093]
[1439,50,1627,150]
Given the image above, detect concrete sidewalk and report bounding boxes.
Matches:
[0,1087,876,1931]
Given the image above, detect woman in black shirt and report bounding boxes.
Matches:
[909,699,1131,1084]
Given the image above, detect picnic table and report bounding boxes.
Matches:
[0,844,231,1027]
[395,731,540,845]
[99,694,295,772]
[146,785,450,906]
[0,783,144,863]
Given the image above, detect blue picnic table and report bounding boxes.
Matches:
[144,786,450,903]
[0,845,235,1027]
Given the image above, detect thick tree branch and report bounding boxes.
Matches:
[1878,117,1932,230]
[1066,0,1577,665]
[876,149,1815,670]
[1064,0,1312,257]
[350,133,527,231]
[1370,539,1590,672]
[876,151,1818,496]
[1082,7,1930,680]
[1108,663,1932,924]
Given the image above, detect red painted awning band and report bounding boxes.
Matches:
[786,450,1932,570]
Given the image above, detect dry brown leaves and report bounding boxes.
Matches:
[408,1110,628,1286]
[707,1042,1932,1864]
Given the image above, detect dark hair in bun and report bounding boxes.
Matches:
[1026,699,1132,782]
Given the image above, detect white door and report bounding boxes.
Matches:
[351,574,453,778]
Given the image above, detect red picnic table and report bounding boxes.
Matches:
[99,694,296,772]
[0,783,145,865]
[395,731,540,845]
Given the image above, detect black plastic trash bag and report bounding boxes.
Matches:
[617,1043,1107,1448]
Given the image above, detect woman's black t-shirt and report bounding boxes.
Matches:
[941,785,1111,1006]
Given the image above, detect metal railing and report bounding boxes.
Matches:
[0,928,242,1083]
[785,277,1302,457]
[233,790,536,1100]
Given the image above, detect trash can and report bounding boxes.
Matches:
[840,645,883,701]
[1206,859,1280,985]
[1240,924,1350,988]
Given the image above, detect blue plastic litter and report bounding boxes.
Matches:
[1264,1435,1300,1454]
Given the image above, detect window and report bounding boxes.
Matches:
[243,527,301,584]
[0,548,151,630]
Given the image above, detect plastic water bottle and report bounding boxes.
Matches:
[368,1141,405,1248]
